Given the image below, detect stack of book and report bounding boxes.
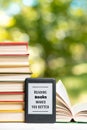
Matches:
[0,42,31,122]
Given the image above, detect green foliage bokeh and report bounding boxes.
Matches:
[0,0,87,105]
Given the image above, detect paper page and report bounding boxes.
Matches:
[72,103,87,115]
[56,80,71,108]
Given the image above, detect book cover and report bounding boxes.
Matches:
[0,54,29,56]
[0,42,28,46]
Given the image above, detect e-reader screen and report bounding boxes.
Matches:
[25,78,56,123]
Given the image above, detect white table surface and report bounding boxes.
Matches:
[0,123,87,130]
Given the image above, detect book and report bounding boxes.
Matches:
[0,42,28,54]
[56,80,87,122]
[0,42,31,122]
[0,66,31,73]
[0,92,24,101]
[0,63,29,67]
[0,81,24,92]
[0,101,24,110]
[0,110,24,122]
[0,73,31,81]
[0,54,29,63]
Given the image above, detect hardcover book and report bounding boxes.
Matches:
[0,110,24,122]
[0,81,25,92]
[0,92,24,101]
[0,66,31,73]
[0,42,28,54]
[0,54,29,63]
[0,101,24,110]
[56,80,87,122]
[0,73,31,81]
[0,62,29,67]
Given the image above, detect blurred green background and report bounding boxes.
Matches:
[0,0,87,105]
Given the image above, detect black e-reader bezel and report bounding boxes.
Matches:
[25,78,56,123]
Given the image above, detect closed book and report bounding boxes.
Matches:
[0,110,24,122]
[0,101,24,110]
[0,81,24,92]
[0,54,29,63]
[0,42,28,54]
[0,66,31,73]
[0,63,29,67]
[0,92,24,101]
[0,73,31,81]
